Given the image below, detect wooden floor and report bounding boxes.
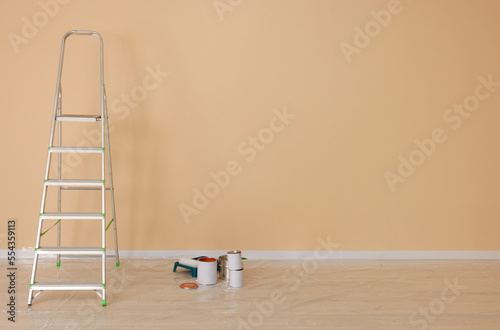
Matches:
[2,259,500,329]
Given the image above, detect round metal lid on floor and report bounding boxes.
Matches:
[180,282,198,290]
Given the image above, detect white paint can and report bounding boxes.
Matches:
[229,269,244,288]
[196,257,217,285]
[227,250,243,270]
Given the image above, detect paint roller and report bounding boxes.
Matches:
[178,257,199,268]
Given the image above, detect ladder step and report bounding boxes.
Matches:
[61,187,111,191]
[36,247,104,255]
[49,147,103,153]
[45,179,104,187]
[56,115,101,122]
[40,212,104,220]
[31,282,104,291]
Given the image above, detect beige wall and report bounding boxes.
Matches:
[1,0,500,252]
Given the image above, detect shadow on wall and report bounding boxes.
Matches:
[105,34,170,250]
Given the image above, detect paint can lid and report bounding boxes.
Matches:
[180,282,198,290]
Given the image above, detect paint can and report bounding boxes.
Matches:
[229,269,244,288]
[218,255,230,281]
[196,257,217,285]
[227,250,243,270]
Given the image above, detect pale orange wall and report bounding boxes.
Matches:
[1,0,500,252]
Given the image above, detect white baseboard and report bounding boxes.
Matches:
[3,249,500,260]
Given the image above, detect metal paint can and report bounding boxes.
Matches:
[218,255,230,281]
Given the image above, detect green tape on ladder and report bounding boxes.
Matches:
[105,219,114,231]
[40,219,61,236]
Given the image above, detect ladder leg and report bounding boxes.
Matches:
[56,220,61,267]
[31,221,43,281]
[100,57,107,306]
[104,93,120,266]
[56,155,61,267]
[28,254,38,306]
[29,148,49,305]
[30,128,51,306]
[102,251,106,306]
[101,212,106,306]
[111,204,119,267]
[100,164,107,307]
[28,256,37,306]
[28,216,44,306]
[57,89,62,267]
[28,287,33,306]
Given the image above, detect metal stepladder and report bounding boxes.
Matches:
[28,30,119,307]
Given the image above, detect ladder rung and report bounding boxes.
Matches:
[61,187,111,191]
[45,179,104,187]
[30,282,104,291]
[36,247,104,255]
[49,147,103,153]
[56,115,101,122]
[40,212,104,220]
